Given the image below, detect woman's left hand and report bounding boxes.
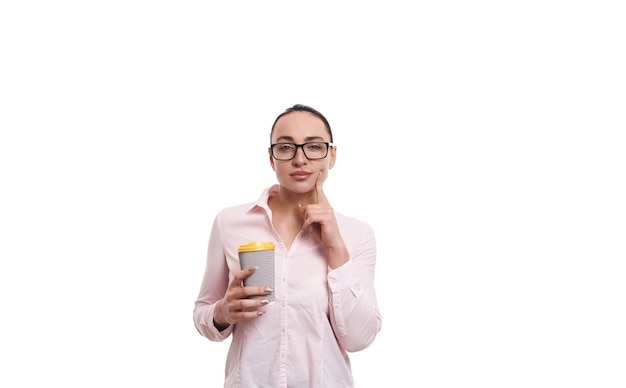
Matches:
[300,172,345,251]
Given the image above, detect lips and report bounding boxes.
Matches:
[290,171,312,180]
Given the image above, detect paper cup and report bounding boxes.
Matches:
[238,241,275,301]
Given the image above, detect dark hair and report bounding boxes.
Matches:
[270,104,334,144]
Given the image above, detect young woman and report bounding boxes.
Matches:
[193,104,382,387]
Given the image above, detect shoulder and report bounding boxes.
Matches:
[217,202,255,216]
[214,186,274,221]
[213,202,257,226]
[335,210,375,235]
[335,211,377,256]
[335,210,370,225]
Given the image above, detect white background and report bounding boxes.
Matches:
[1,1,625,387]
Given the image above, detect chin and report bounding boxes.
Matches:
[282,181,314,194]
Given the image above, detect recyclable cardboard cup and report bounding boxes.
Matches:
[238,242,275,301]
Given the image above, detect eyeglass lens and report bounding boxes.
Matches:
[272,142,329,160]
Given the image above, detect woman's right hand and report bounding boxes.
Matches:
[213,267,273,328]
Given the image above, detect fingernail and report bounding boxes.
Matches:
[258,311,265,316]
[264,287,274,293]
[248,266,259,271]
[260,299,269,305]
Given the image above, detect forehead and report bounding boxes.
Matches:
[272,111,329,142]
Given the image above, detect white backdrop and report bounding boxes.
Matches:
[1,1,625,387]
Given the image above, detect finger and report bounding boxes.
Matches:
[230,267,256,287]
[300,201,314,230]
[241,285,274,298]
[227,285,272,307]
[231,310,266,320]
[234,297,271,310]
[300,206,322,240]
[315,171,329,205]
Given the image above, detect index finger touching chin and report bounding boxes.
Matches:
[316,171,329,204]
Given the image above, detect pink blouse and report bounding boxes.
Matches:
[193,185,382,387]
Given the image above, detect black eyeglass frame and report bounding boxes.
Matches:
[270,142,335,161]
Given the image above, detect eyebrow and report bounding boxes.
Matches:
[275,135,326,143]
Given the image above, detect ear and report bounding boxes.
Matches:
[328,145,337,170]
[268,147,276,171]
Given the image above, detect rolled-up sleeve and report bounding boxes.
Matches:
[327,222,382,352]
[193,212,234,341]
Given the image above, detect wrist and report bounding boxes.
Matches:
[213,301,230,331]
[327,245,349,269]
[213,317,230,332]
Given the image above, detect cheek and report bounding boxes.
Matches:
[274,163,289,175]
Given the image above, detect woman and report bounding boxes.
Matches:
[193,104,382,387]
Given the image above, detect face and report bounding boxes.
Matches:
[269,111,336,195]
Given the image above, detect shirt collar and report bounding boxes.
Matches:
[246,184,279,213]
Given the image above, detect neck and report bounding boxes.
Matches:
[272,186,315,210]
[269,187,316,214]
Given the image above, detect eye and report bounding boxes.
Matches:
[305,143,323,151]
[278,144,295,152]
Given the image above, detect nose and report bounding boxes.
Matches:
[292,145,308,165]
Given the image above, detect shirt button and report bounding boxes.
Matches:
[281,353,286,359]
[281,327,286,333]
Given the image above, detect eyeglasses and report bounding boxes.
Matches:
[270,142,334,161]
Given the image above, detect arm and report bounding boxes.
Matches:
[327,223,382,352]
[193,213,233,341]
[193,211,274,340]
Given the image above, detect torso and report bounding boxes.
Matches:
[272,214,302,250]
[268,196,303,251]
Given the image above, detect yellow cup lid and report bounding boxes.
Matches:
[238,241,275,252]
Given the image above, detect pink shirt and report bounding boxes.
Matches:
[193,185,382,387]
